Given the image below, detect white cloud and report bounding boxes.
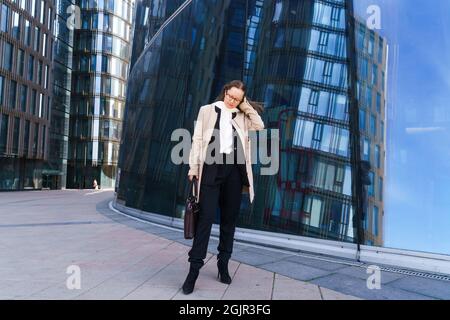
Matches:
[405,127,446,134]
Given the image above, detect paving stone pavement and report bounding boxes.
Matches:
[0,190,448,300]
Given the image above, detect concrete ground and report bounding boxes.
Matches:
[0,190,449,300]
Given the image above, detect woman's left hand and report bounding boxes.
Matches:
[239,97,253,114]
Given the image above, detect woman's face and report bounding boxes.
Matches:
[224,87,245,109]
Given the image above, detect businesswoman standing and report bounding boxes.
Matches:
[182,80,265,294]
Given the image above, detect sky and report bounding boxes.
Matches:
[354,0,450,255]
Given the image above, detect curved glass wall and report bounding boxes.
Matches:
[117,0,450,257]
[67,0,134,188]
[117,0,369,244]
[353,0,450,255]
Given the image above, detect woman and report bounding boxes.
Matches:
[182,80,265,294]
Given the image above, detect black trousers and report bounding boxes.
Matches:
[188,162,243,269]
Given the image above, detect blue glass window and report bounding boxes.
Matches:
[368,32,374,56]
[1,4,9,32]
[24,120,29,153]
[376,92,381,113]
[12,11,20,40]
[80,55,88,71]
[102,55,108,72]
[273,1,282,23]
[103,35,112,52]
[378,38,383,63]
[373,205,379,236]
[375,145,380,168]
[359,109,366,130]
[10,80,17,109]
[292,28,301,47]
[103,13,111,32]
[370,114,376,137]
[363,138,370,161]
[34,26,40,52]
[20,85,27,112]
[368,172,374,196]
[334,94,347,120]
[33,123,38,156]
[31,89,36,115]
[264,84,274,106]
[357,25,365,50]
[274,28,284,48]
[90,55,96,72]
[3,42,13,71]
[378,177,383,201]
[360,57,368,80]
[323,61,333,84]
[92,13,98,29]
[17,49,25,76]
[366,86,372,108]
[13,117,20,153]
[25,19,31,46]
[372,64,378,86]
[40,0,45,24]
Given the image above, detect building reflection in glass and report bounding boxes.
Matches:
[116,0,387,246]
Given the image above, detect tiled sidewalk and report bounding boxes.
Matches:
[0,190,357,300]
[1,190,449,300]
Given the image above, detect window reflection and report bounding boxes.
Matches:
[115,0,450,256]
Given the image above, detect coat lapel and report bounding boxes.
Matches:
[203,105,218,143]
[231,113,244,132]
[204,103,247,157]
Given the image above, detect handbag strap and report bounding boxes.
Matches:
[190,177,199,200]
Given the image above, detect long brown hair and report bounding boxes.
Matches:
[214,80,264,114]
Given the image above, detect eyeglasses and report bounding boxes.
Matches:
[225,92,243,104]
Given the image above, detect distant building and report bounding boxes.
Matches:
[46,0,77,189]
[66,0,135,189]
[0,0,55,190]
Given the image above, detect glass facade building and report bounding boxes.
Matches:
[46,0,76,189]
[354,18,386,246]
[129,0,167,69]
[115,0,387,246]
[0,0,55,190]
[66,0,134,189]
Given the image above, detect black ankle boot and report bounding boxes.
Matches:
[182,266,199,295]
[217,259,232,284]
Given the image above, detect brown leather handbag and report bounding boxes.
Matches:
[184,178,200,239]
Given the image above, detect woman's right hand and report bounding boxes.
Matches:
[188,175,197,182]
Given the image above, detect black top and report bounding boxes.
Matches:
[201,105,250,187]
